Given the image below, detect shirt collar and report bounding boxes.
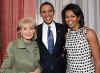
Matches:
[16,38,26,49]
[43,21,55,29]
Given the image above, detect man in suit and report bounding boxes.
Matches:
[37,2,67,73]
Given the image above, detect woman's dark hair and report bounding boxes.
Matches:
[62,3,84,28]
[40,2,54,13]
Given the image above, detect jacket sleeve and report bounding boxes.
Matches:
[0,42,16,73]
[35,43,42,73]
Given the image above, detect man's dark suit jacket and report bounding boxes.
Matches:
[37,22,67,73]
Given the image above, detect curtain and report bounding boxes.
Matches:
[36,0,100,42]
[0,0,24,67]
[0,0,36,67]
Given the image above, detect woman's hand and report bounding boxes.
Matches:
[29,68,40,73]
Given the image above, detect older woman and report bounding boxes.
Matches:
[1,17,41,73]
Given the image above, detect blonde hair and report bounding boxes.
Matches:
[17,17,37,40]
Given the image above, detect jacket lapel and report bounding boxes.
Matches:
[54,23,60,53]
[38,24,48,52]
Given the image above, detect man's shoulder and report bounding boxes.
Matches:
[37,23,42,27]
[55,22,67,32]
[55,22,62,25]
[55,22,65,28]
[37,24,43,30]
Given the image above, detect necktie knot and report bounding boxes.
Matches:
[48,26,51,35]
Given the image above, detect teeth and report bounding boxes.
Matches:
[46,16,51,20]
[69,21,73,24]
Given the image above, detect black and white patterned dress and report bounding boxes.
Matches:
[65,27,95,73]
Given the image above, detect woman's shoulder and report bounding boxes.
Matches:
[8,40,17,47]
[86,27,96,35]
[6,39,20,53]
[7,38,22,49]
[85,27,97,40]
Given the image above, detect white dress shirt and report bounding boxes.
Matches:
[42,21,56,49]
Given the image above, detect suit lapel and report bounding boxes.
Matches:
[38,24,49,52]
[54,23,60,52]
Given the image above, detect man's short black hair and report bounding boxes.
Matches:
[40,2,54,13]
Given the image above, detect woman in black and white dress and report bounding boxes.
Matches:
[62,3,100,73]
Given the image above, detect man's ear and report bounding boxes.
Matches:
[53,10,55,17]
[54,10,55,14]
